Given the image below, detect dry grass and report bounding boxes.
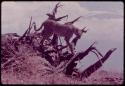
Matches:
[1,45,123,85]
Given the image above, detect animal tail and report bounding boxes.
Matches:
[34,22,44,31]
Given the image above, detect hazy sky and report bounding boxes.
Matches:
[1,1,123,73]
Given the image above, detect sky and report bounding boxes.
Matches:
[1,1,124,73]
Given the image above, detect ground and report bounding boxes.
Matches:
[1,53,123,85]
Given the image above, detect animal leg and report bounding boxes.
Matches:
[65,38,74,54]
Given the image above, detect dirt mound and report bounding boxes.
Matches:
[1,53,83,84]
[1,53,123,85]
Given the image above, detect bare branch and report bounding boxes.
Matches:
[57,42,98,74]
[18,16,32,41]
[55,15,68,21]
[91,50,99,57]
[80,48,117,79]
[52,2,63,17]
[34,22,44,31]
[92,47,104,58]
[65,16,82,25]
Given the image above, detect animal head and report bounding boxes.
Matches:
[76,27,87,39]
[81,27,87,33]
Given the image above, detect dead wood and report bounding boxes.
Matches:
[80,48,117,79]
